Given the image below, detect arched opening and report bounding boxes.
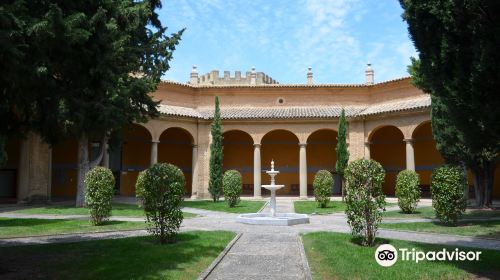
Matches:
[158,127,194,196]
[121,124,152,196]
[369,126,405,195]
[223,130,254,195]
[0,137,21,202]
[307,129,339,195]
[493,154,500,199]
[412,121,444,197]
[51,139,78,198]
[261,130,299,196]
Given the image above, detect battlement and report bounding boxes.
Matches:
[189,66,279,86]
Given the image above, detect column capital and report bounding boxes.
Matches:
[192,144,198,148]
[403,138,414,143]
[152,140,160,144]
[299,143,307,147]
[253,143,261,148]
[364,141,372,146]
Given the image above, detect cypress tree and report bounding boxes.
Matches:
[336,108,349,201]
[209,96,224,202]
[400,1,500,207]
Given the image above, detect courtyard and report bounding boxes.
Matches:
[1,197,500,279]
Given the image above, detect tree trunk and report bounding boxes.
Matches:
[341,177,345,202]
[76,134,108,207]
[471,160,496,208]
[76,134,90,207]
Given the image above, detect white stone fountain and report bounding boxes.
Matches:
[237,160,309,226]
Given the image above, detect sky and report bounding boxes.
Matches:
[158,0,417,84]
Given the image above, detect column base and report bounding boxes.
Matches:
[253,195,262,199]
[190,194,198,200]
[299,195,308,200]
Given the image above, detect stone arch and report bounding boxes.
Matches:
[147,120,198,144]
[369,125,405,195]
[261,129,300,195]
[411,121,444,197]
[0,136,21,201]
[306,129,339,195]
[223,130,254,195]
[121,124,152,196]
[158,127,194,196]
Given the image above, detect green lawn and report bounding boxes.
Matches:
[384,206,500,219]
[302,232,500,280]
[0,218,146,238]
[0,231,235,280]
[380,220,500,239]
[181,200,266,213]
[294,201,396,215]
[8,203,197,218]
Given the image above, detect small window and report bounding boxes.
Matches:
[277,98,285,105]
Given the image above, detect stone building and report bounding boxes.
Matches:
[2,65,499,202]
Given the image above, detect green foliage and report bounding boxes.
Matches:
[395,170,421,213]
[400,1,500,207]
[431,165,467,225]
[136,163,185,244]
[209,96,224,202]
[313,170,333,208]
[84,166,115,225]
[222,170,242,207]
[336,108,349,199]
[344,159,386,246]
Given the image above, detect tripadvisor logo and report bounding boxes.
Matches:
[375,244,482,267]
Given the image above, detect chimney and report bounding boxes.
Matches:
[250,67,256,85]
[190,65,199,85]
[307,67,313,85]
[365,63,374,85]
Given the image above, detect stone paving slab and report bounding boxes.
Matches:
[205,233,310,280]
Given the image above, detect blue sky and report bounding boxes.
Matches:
[158,0,417,84]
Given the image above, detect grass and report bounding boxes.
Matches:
[384,206,500,219]
[294,200,396,215]
[0,231,235,280]
[181,200,266,213]
[380,220,500,239]
[302,232,500,280]
[0,218,146,238]
[8,203,197,218]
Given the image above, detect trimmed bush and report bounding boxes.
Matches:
[313,170,333,208]
[84,166,115,225]
[395,170,421,213]
[344,159,386,246]
[223,170,242,207]
[431,165,467,225]
[136,163,185,244]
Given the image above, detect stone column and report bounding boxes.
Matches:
[253,143,261,198]
[191,144,199,199]
[150,141,159,165]
[17,133,51,203]
[299,143,307,199]
[364,141,371,160]
[404,139,415,171]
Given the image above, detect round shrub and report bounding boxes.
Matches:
[223,170,242,207]
[136,163,185,244]
[344,159,386,246]
[431,165,467,225]
[313,170,333,208]
[84,166,115,225]
[395,170,421,213]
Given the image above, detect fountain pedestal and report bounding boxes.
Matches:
[237,160,309,226]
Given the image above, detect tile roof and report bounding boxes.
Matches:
[157,95,431,120]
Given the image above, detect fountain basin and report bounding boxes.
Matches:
[237,213,310,226]
[261,184,285,191]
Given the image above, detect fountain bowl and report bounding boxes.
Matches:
[237,212,310,226]
[261,184,285,191]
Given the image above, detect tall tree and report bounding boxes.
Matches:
[336,108,349,201]
[400,0,500,207]
[209,96,224,202]
[1,0,183,206]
